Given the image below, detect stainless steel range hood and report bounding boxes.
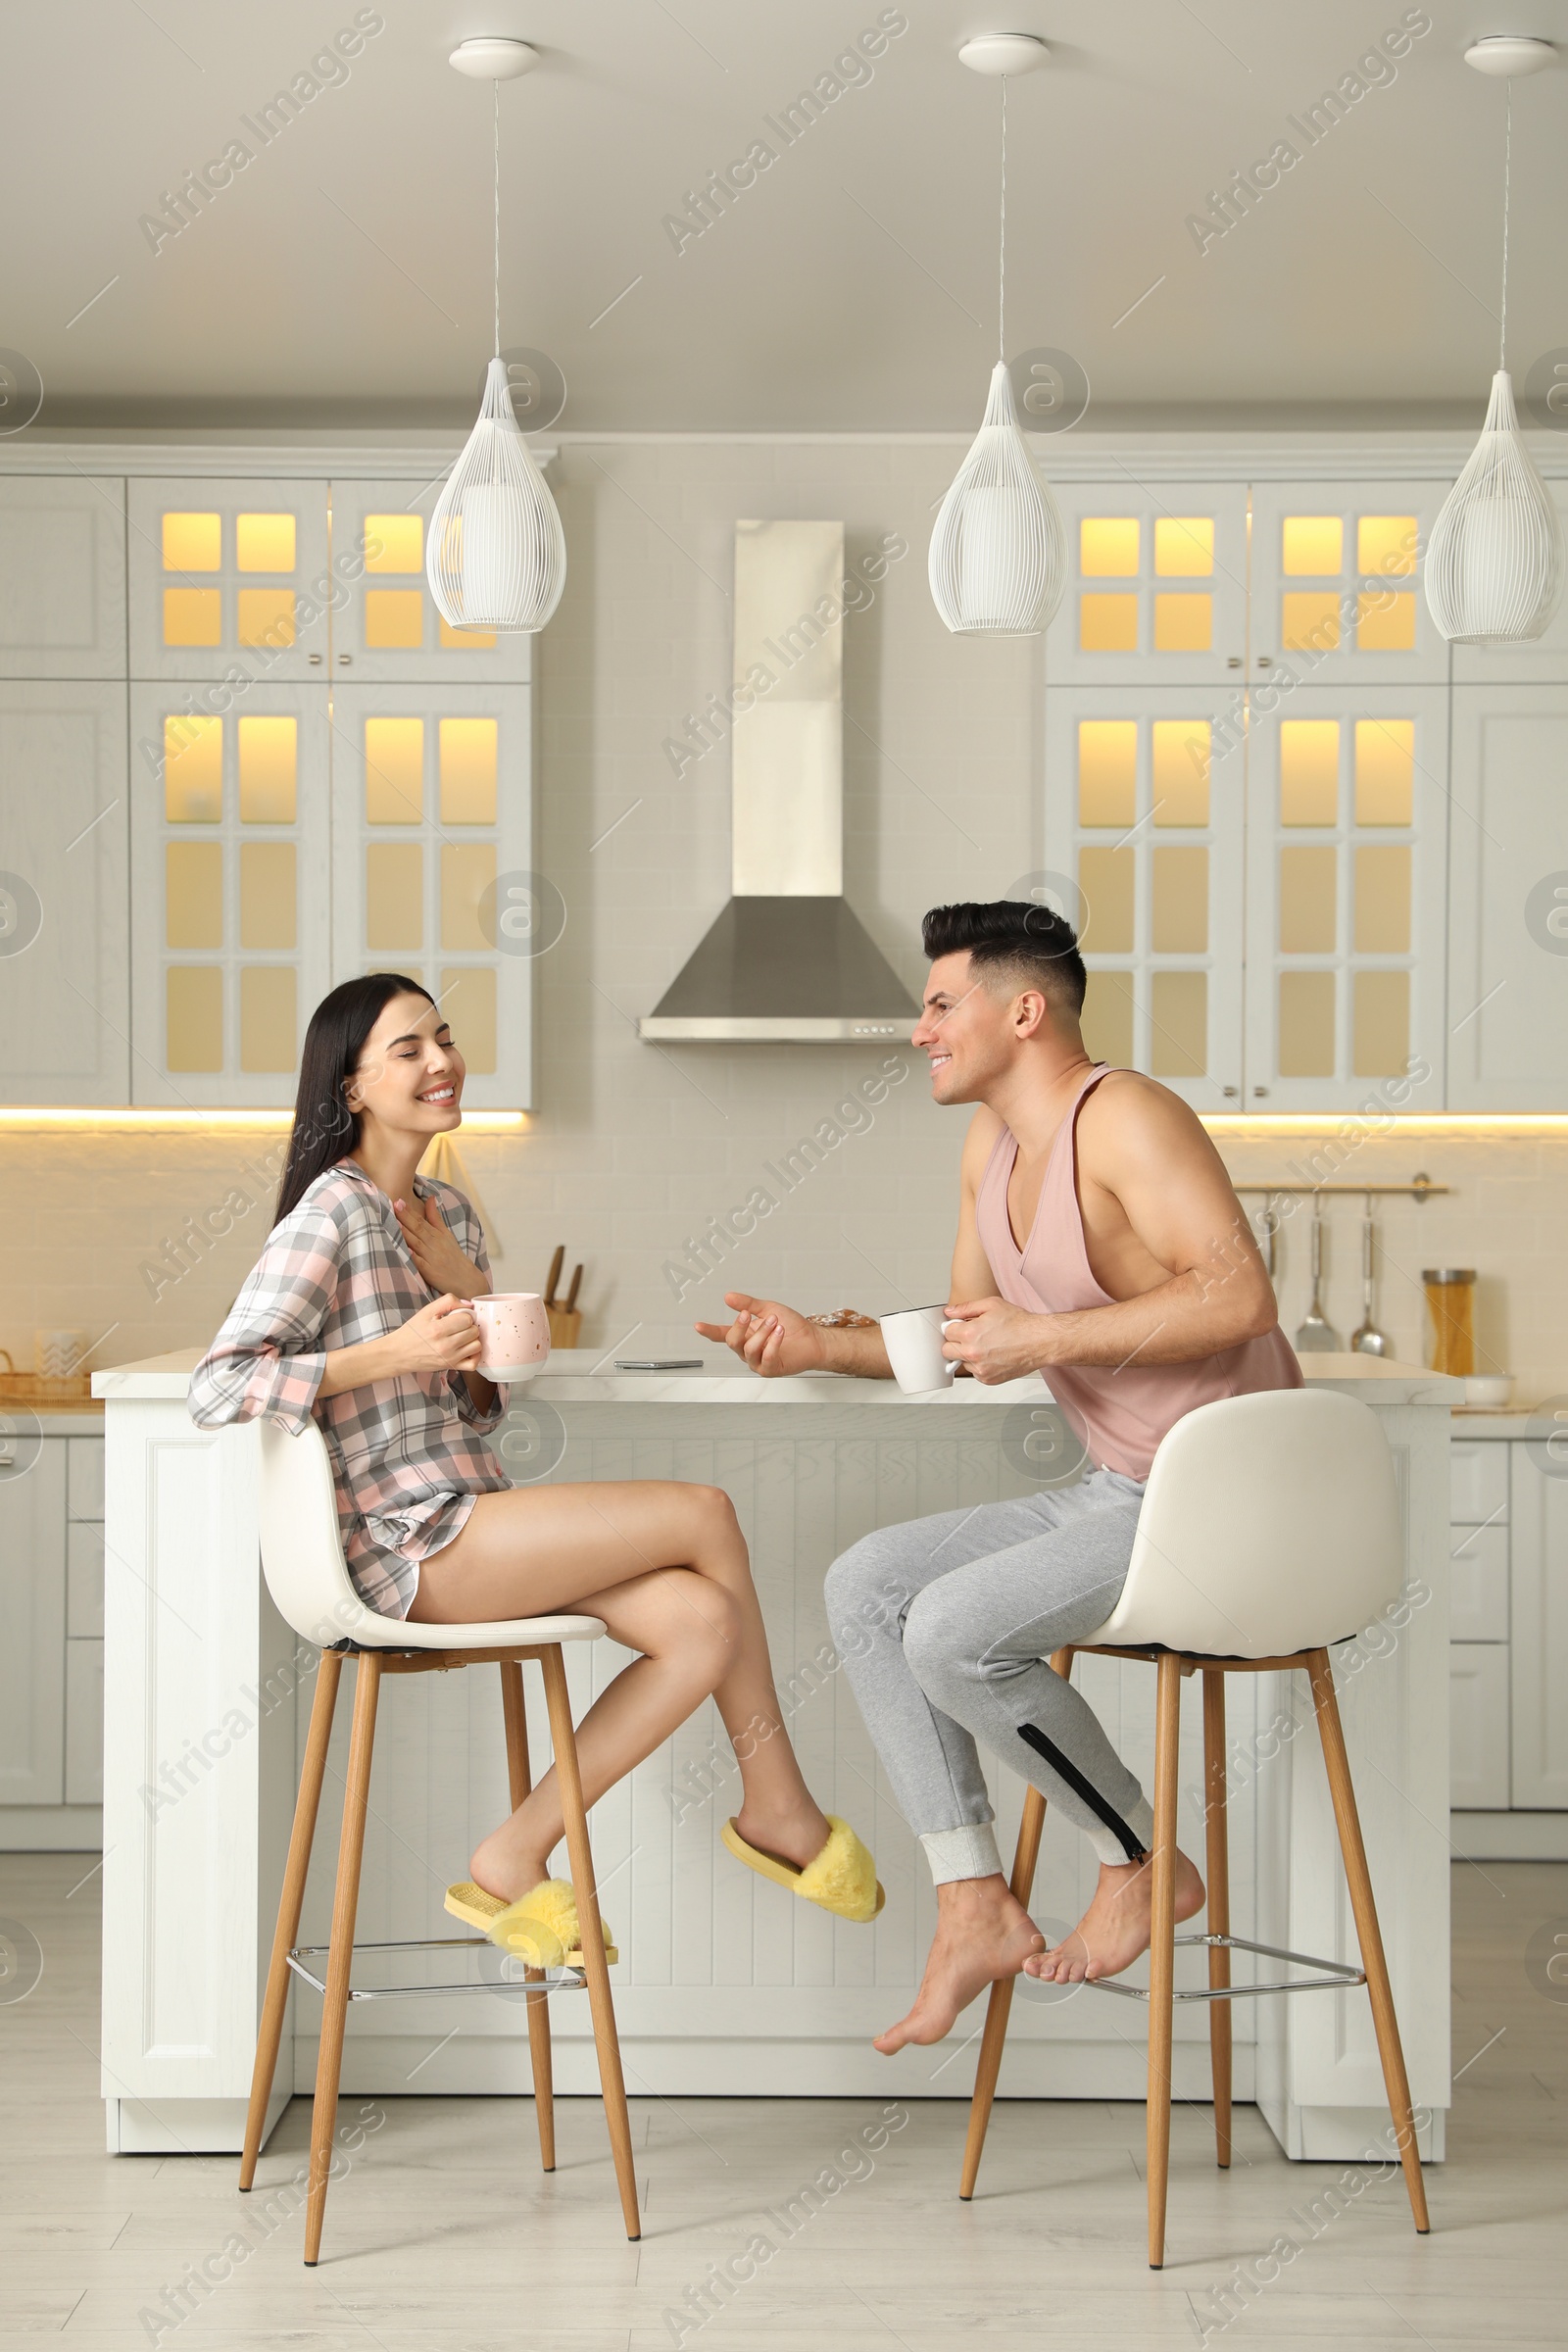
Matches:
[639,518,918,1044]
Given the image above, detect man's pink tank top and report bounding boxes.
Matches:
[974,1064,1301,1481]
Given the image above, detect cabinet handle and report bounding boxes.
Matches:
[309,653,323,665]
[337,654,354,666]
[1255,655,1273,668]
[1227,656,1243,669]
[1222,1085,1239,1098]
[1252,1086,1270,1099]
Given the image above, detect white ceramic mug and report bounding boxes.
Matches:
[471,1293,552,1381]
[880,1304,959,1395]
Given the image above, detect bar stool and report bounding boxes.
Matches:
[960,1388,1431,2268]
[239,1417,640,2262]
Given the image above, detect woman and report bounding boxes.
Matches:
[190,973,880,1961]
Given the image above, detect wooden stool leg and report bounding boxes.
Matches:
[959,1643,1075,2200]
[1305,1648,1431,2235]
[540,1644,641,2241]
[304,1651,381,2266]
[241,1649,343,2190]
[500,1658,556,2174]
[1147,1651,1183,2271]
[1201,1669,1232,2171]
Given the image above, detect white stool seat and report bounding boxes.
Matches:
[1079,1388,1402,1656]
[257,1418,605,1651]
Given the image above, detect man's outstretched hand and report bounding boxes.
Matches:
[694,1294,828,1379]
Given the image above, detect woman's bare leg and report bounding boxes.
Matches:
[409,1481,831,1898]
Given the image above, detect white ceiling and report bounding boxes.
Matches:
[7,1,1567,432]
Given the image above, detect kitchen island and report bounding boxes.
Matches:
[94,1349,1457,2164]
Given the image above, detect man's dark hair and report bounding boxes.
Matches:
[921,900,1087,1017]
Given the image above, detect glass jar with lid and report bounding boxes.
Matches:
[1421,1269,1475,1377]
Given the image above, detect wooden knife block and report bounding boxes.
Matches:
[546,1306,581,1349]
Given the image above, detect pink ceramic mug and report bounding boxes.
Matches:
[470,1293,551,1380]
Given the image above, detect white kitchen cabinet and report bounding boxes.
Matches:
[1449,1521,1508,1643]
[0,1439,66,1806]
[1044,686,1243,1107]
[0,476,126,678]
[1043,482,1248,686]
[1243,685,1447,1112]
[127,480,331,682]
[0,681,129,1105]
[68,1434,104,1519]
[330,682,535,1107]
[67,1521,105,1637]
[326,478,532,684]
[1508,1443,1568,1808]
[1449,1643,1510,1809]
[66,1639,104,1803]
[1247,480,1451,685]
[1446,686,1568,1110]
[1450,1435,1510,1526]
[127,682,333,1107]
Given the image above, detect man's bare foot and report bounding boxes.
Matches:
[874,1876,1046,2055]
[732,1796,833,1875]
[1023,1847,1205,1984]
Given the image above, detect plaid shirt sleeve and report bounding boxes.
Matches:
[188,1197,342,1435]
[422,1177,508,1435]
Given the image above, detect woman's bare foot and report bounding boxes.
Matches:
[1023,1847,1205,1984]
[732,1795,833,1874]
[874,1877,1046,2055]
[468,1828,553,1906]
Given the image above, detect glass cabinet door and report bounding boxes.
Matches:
[1043,483,1249,685]
[127,480,330,682]
[128,684,332,1105]
[1044,687,1244,1107]
[329,684,535,1107]
[1244,685,1446,1111]
[327,479,535,684]
[1248,481,1450,687]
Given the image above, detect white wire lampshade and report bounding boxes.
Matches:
[929,362,1067,634]
[426,356,566,633]
[1424,369,1564,644]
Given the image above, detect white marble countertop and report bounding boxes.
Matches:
[94,1345,1464,1408]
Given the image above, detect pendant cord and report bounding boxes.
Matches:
[998,76,1007,364]
[493,78,502,360]
[1498,79,1512,375]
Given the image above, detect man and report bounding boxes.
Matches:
[696,900,1299,2054]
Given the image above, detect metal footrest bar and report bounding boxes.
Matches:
[1082,1931,1367,2004]
[285,1935,588,2002]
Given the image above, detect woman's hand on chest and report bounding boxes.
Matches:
[392,1192,489,1302]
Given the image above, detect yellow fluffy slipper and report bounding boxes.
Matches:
[722,1815,884,1923]
[444,1878,617,1967]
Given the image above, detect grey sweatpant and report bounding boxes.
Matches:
[824,1471,1156,1883]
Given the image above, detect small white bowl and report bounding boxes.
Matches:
[1463,1373,1514,1408]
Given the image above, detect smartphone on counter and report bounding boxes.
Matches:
[613,1358,704,1370]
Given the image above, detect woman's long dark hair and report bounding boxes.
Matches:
[274,972,434,1226]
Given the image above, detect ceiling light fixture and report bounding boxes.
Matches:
[928,33,1065,636]
[1424,35,1562,645]
[426,37,566,635]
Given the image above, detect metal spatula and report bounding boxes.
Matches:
[1350,1200,1390,1354]
[1294,1203,1341,1352]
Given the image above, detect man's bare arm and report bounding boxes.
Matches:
[943,1079,1278,1385]
[694,1294,892,1378]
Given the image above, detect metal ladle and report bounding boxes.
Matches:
[1294,1201,1342,1352]
[1350,1195,1390,1355]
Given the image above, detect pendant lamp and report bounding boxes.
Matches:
[929,34,1065,636]
[426,39,566,635]
[1424,37,1562,646]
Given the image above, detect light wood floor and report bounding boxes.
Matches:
[0,1851,1563,2349]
